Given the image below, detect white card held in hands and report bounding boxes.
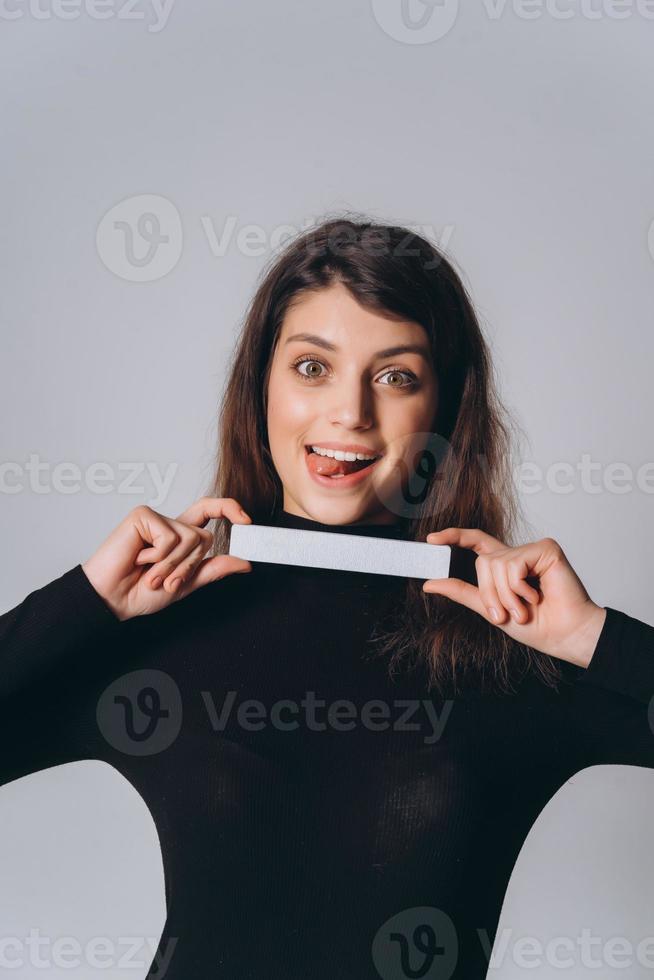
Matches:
[228,522,478,584]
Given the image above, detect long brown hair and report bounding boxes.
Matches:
[208,213,563,698]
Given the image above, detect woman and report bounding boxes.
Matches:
[1,217,653,980]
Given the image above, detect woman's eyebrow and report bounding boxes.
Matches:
[283,332,431,362]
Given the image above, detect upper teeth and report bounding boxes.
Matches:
[311,446,378,461]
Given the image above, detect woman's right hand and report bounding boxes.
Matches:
[81,498,253,622]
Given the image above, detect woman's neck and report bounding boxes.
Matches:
[266,507,410,540]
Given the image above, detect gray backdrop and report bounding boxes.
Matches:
[1,0,653,976]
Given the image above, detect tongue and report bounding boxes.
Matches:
[307,452,372,477]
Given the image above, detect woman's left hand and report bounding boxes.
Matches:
[422,529,607,668]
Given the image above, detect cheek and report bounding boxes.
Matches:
[383,397,436,441]
[378,398,439,471]
[266,374,315,440]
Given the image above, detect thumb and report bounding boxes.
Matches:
[422,577,486,619]
[183,554,252,595]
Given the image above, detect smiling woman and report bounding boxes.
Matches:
[4,215,654,980]
[210,217,560,697]
[267,284,439,511]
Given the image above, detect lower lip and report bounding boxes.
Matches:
[304,449,382,489]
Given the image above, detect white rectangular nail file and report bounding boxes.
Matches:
[228,522,453,580]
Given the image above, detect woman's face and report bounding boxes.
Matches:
[265,282,439,525]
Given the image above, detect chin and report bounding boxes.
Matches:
[300,495,382,526]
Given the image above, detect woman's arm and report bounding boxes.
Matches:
[0,498,252,703]
[559,606,654,770]
[0,563,121,704]
[0,564,133,790]
[0,498,253,789]
[574,606,654,706]
[422,527,654,769]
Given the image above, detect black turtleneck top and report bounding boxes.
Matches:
[1,507,654,980]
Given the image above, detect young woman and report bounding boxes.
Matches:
[1,217,653,980]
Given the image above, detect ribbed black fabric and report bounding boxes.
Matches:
[1,508,654,979]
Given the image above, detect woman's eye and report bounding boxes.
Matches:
[378,369,416,389]
[293,358,326,379]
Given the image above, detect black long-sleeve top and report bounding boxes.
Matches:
[1,507,654,980]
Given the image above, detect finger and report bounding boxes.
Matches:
[135,549,158,565]
[128,508,180,569]
[422,576,488,620]
[175,496,252,529]
[491,561,529,624]
[144,520,212,591]
[506,555,541,606]
[474,556,509,624]
[161,535,213,595]
[135,522,212,567]
[516,538,564,580]
[135,495,247,567]
[179,554,253,596]
[426,527,507,556]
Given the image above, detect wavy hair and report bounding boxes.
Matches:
[207,213,563,698]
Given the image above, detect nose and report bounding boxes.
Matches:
[326,376,374,430]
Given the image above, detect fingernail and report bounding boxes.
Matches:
[169,578,181,592]
[489,607,500,622]
[150,576,162,589]
[511,608,521,621]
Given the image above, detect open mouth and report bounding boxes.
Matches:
[304,445,381,480]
